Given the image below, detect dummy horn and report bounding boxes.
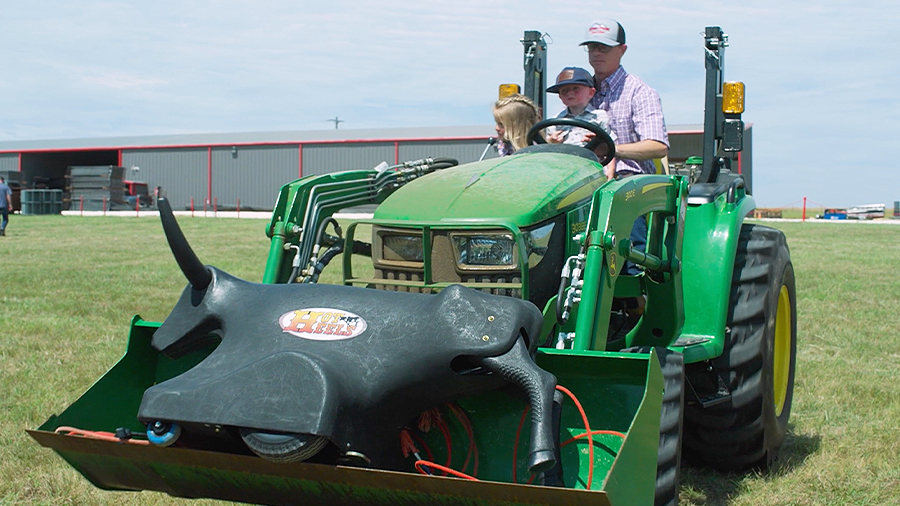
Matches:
[158,197,212,290]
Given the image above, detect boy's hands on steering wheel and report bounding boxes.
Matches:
[546,130,566,144]
[526,117,616,166]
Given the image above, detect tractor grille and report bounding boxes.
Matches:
[374,268,521,298]
[368,226,527,300]
[460,274,522,298]
[374,269,433,294]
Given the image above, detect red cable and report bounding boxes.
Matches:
[413,408,453,476]
[399,429,418,458]
[555,385,594,490]
[417,408,440,432]
[450,405,473,474]
[55,426,150,446]
[409,431,435,463]
[561,429,626,448]
[511,404,530,483]
[414,460,478,481]
[448,403,478,476]
[411,387,608,490]
[511,386,598,489]
[434,415,453,473]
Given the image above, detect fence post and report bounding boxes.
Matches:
[802,197,806,222]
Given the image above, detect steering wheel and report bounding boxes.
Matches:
[526,117,616,166]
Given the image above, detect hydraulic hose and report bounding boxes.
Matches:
[315,217,342,249]
[308,245,344,283]
[556,273,569,325]
[299,217,343,282]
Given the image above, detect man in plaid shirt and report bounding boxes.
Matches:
[582,19,669,177]
[580,19,669,282]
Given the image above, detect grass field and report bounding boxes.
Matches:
[1,215,899,506]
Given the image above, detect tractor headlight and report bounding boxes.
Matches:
[380,232,423,263]
[452,234,516,268]
[450,222,555,271]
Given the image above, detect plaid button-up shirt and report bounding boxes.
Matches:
[590,66,669,175]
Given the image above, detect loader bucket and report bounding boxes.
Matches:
[30,317,664,506]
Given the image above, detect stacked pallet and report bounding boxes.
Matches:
[20,189,63,215]
[752,208,783,219]
[66,166,127,211]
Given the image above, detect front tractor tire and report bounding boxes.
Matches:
[624,347,684,506]
[683,224,797,471]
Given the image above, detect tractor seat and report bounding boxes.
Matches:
[687,183,729,205]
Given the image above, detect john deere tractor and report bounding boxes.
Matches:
[30,27,796,506]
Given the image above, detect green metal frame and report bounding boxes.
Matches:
[264,169,382,283]
[571,175,687,352]
[342,219,532,296]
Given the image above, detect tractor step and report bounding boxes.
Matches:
[685,365,732,408]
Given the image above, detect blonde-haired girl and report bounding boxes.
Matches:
[492,94,541,156]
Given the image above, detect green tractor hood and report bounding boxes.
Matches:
[374,152,607,226]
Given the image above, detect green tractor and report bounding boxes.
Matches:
[30,27,796,506]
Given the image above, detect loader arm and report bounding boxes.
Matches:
[264,158,459,284]
[573,175,688,351]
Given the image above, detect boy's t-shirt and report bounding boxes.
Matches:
[546,105,616,146]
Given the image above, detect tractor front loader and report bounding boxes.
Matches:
[30,27,796,506]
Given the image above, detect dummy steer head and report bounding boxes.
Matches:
[138,198,557,473]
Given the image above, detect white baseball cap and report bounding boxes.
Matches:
[581,19,626,47]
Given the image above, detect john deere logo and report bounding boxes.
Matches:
[279,308,367,340]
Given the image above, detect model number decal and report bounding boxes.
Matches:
[279,308,367,340]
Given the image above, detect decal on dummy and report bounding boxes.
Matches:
[279,308,367,340]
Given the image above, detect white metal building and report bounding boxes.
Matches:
[0,124,751,211]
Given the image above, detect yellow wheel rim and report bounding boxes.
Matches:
[773,284,792,417]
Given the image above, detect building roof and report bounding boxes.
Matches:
[0,125,495,152]
[0,124,705,153]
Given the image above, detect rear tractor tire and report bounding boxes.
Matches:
[683,224,797,471]
[239,429,329,464]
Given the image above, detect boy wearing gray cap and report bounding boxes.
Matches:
[545,67,616,155]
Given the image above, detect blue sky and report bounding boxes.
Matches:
[1,1,897,208]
